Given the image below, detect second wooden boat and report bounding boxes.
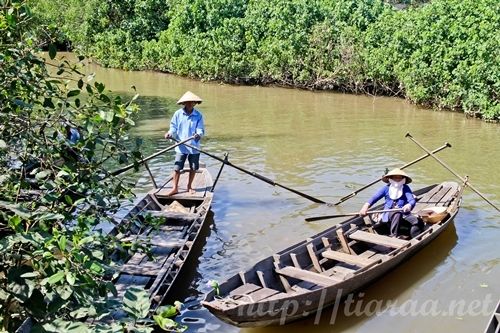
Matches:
[109,163,216,311]
[202,181,464,327]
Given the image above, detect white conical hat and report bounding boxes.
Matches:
[382,168,412,184]
[177,91,203,105]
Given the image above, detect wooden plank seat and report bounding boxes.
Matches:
[322,250,377,268]
[349,230,409,249]
[119,236,184,249]
[230,283,261,297]
[229,283,280,302]
[146,210,198,222]
[275,266,342,287]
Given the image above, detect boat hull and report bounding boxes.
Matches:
[203,182,463,327]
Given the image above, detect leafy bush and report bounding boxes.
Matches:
[0,1,184,331]
[31,0,499,120]
[362,0,499,119]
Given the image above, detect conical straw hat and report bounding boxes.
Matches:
[177,91,203,105]
[382,168,412,184]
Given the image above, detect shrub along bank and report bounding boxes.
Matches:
[30,0,499,120]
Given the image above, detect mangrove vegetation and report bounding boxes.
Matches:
[30,0,500,121]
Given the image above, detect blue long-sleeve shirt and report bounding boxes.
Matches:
[367,184,416,222]
[168,108,205,154]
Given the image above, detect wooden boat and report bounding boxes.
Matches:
[202,181,464,327]
[109,164,215,310]
[484,300,500,333]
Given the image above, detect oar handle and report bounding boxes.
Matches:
[305,208,403,222]
[108,135,195,177]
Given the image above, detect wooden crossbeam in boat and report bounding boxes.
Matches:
[336,229,353,254]
[256,270,267,288]
[322,250,377,268]
[321,237,331,248]
[290,253,301,268]
[306,240,323,273]
[275,266,341,287]
[273,255,293,293]
[349,230,409,249]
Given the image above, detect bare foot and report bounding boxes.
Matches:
[188,188,196,195]
[166,188,178,196]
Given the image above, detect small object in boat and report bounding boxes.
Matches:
[418,206,449,224]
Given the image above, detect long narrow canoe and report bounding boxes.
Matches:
[202,181,464,327]
[109,165,214,310]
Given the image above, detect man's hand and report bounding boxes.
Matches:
[194,133,201,141]
[165,132,172,139]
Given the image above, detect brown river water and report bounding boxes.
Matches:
[70,54,499,332]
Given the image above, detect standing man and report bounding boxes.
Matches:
[164,91,205,196]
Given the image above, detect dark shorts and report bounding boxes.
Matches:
[174,153,200,171]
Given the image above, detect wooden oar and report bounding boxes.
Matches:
[176,140,326,204]
[305,208,403,222]
[108,135,195,177]
[332,142,451,206]
[406,133,499,212]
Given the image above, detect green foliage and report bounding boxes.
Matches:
[30,0,499,120]
[0,1,184,331]
[363,0,499,119]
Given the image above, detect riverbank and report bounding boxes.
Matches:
[31,0,499,121]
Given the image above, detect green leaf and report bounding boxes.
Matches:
[47,271,65,285]
[43,98,55,108]
[153,316,181,331]
[35,170,51,180]
[0,139,7,150]
[56,284,73,300]
[58,235,67,251]
[77,79,84,89]
[100,110,114,122]
[42,319,89,333]
[157,304,178,318]
[38,213,65,221]
[65,195,73,205]
[8,215,21,230]
[20,271,40,278]
[0,200,32,218]
[67,90,80,98]
[95,82,105,93]
[123,286,150,319]
[48,44,57,59]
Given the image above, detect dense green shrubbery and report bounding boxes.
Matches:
[363,0,500,119]
[31,0,499,120]
[0,1,185,331]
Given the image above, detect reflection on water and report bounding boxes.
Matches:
[72,53,499,333]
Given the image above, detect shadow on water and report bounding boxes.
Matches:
[240,223,459,333]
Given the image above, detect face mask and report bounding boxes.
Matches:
[388,178,405,199]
